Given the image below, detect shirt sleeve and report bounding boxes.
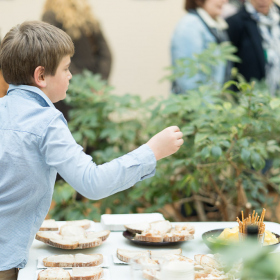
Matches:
[39,113,156,200]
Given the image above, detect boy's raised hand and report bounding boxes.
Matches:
[146,126,184,160]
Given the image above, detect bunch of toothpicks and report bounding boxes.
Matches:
[237,208,266,235]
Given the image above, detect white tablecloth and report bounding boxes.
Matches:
[18,221,280,280]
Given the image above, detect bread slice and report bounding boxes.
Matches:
[149,220,172,234]
[39,219,59,231]
[163,230,194,242]
[36,228,106,250]
[124,222,151,234]
[43,254,75,267]
[60,225,86,238]
[77,237,102,249]
[48,238,79,250]
[134,230,164,243]
[174,224,195,235]
[65,219,91,230]
[74,254,103,267]
[37,268,71,280]
[149,249,182,259]
[117,248,149,263]
[42,254,103,268]
[36,232,62,243]
[194,254,222,270]
[72,267,103,280]
[85,230,110,242]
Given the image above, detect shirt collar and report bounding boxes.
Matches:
[7,84,55,108]
[197,8,228,30]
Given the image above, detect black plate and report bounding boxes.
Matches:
[202,228,280,252]
[123,231,187,246]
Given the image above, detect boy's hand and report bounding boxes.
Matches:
[146,126,184,160]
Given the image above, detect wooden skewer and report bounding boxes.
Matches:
[261,209,266,223]
[252,210,256,223]
[237,209,266,235]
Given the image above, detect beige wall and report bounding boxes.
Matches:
[0,0,185,99]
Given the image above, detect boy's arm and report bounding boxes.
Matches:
[40,114,182,200]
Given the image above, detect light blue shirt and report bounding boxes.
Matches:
[171,12,226,93]
[0,85,156,271]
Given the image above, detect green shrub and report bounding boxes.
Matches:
[50,44,280,222]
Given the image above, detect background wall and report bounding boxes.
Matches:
[0,0,185,99]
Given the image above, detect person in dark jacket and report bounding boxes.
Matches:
[42,0,112,119]
[226,0,280,95]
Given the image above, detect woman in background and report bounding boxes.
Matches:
[226,0,280,96]
[42,0,112,117]
[171,0,230,94]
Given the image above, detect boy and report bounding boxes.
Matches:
[0,21,183,279]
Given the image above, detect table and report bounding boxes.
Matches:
[18,221,280,280]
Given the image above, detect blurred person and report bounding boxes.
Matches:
[171,0,230,94]
[42,0,112,119]
[226,0,280,95]
[42,0,112,79]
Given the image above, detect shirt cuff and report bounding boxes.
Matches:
[129,144,157,180]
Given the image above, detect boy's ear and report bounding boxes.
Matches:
[33,66,47,88]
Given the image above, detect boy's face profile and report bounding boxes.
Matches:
[41,55,72,103]
[0,70,9,97]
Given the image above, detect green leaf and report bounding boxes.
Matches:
[224,54,241,63]
[200,146,210,159]
[221,141,231,148]
[240,139,249,148]
[83,130,96,140]
[250,152,265,171]
[241,148,251,164]
[181,125,194,136]
[161,104,181,114]
[270,176,280,184]
[223,102,232,110]
[72,132,83,143]
[195,133,209,143]
[211,146,222,158]
[53,184,75,204]
[269,98,280,109]
[223,80,238,91]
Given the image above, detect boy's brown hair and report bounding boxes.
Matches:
[0,21,74,85]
